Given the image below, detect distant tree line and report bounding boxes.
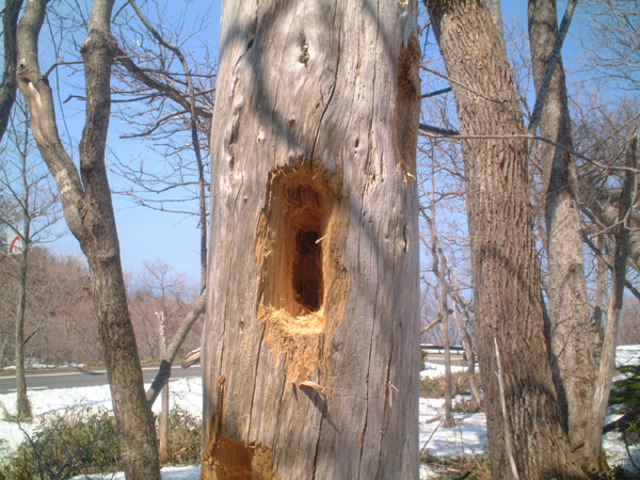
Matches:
[0,246,201,368]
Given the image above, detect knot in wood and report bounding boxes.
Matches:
[299,44,310,65]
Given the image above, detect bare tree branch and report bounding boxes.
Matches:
[527,0,579,133]
[146,290,206,406]
[115,50,210,119]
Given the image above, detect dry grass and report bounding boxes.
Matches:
[420,371,476,399]
[421,453,492,480]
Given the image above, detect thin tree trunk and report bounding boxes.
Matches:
[585,135,639,469]
[202,1,421,478]
[157,310,169,463]
[424,1,585,477]
[594,234,606,344]
[453,309,482,408]
[14,127,33,421]
[442,241,482,408]
[528,0,595,468]
[425,203,453,425]
[146,290,206,406]
[14,236,32,421]
[439,259,453,427]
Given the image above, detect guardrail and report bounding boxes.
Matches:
[421,344,465,355]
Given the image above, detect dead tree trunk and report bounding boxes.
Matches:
[202,1,421,478]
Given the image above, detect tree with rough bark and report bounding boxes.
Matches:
[422,0,640,477]
[0,0,23,144]
[424,0,587,477]
[528,0,596,471]
[201,1,421,478]
[15,0,160,478]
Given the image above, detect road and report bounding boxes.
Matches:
[0,364,202,394]
[0,350,465,394]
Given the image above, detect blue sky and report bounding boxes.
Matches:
[47,1,602,284]
[50,1,223,283]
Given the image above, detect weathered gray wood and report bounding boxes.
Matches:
[202,1,421,478]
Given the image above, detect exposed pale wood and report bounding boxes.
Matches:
[202,1,421,478]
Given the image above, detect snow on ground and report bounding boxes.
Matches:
[616,344,640,368]
[419,397,487,458]
[1,346,639,479]
[67,465,201,479]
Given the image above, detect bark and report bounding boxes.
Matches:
[486,0,505,44]
[594,234,606,342]
[13,119,33,421]
[14,233,32,421]
[202,1,421,478]
[0,0,23,143]
[527,0,578,134]
[438,249,453,428]
[424,1,585,478]
[528,0,595,468]
[157,311,169,463]
[16,1,160,478]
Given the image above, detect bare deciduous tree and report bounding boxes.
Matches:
[0,99,61,421]
[424,0,585,476]
[16,0,160,477]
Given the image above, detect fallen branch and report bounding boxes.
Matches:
[603,406,640,434]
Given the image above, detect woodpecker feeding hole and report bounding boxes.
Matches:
[293,229,324,312]
[255,161,349,381]
[257,162,338,319]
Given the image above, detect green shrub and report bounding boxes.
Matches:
[0,406,202,479]
[162,406,201,465]
[610,365,640,412]
[0,407,119,480]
